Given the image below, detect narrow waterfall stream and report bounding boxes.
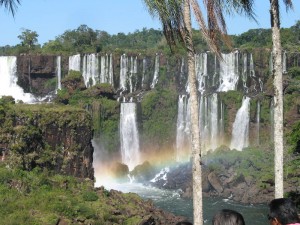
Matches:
[56,56,61,90]
[150,53,159,88]
[120,102,140,171]
[230,97,251,151]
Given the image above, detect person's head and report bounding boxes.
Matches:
[268,198,300,225]
[212,209,245,225]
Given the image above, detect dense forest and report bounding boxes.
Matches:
[1,20,300,56]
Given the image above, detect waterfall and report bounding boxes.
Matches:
[209,94,219,150]
[69,54,81,71]
[270,99,274,142]
[230,97,250,151]
[176,95,191,162]
[199,94,220,151]
[141,57,147,88]
[99,54,114,85]
[150,54,159,88]
[283,51,287,73]
[100,55,106,84]
[242,53,248,92]
[196,53,207,93]
[129,56,138,93]
[82,53,98,87]
[219,101,225,144]
[218,52,239,92]
[109,54,114,85]
[56,56,61,90]
[120,54,128,91]
[120,102,140,170]
[256,101,261,145]
[0,56,35,103]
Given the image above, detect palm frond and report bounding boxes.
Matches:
[0,0,21,17]
[283,0,293,11]
[143,0,185,49]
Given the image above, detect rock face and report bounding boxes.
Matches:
[0,103,94,180]
[149,149,299,205]
[17,55,68,96]
[95,186,188,225]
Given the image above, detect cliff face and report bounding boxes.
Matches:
[0,103,94,180]
[16,55,68,96]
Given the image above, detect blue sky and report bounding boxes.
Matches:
[0,0,299,46]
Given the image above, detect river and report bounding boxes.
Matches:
[102,182,268,225]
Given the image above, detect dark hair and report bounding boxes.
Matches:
[269,198,300,225]
[212,209,245,225]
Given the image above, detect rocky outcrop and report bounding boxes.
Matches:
[0,103,94,180]
[149,148,299,205]
[95,186,188,225]
[17,54,68,96]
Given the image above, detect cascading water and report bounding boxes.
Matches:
[256,101,261,145]
[218,51,240,92]
[176,95,191,162]
[69,54,81,72]
[196,53,208,93]
[99,54,114,85]
[56,56,61,90]
[129,56,138,93]
[283,51,287,73]
[0,56,35,103]
[82,53,98,87]
[177,52,250,157]
[242,53,248,92]
[141,58,147,88]
[120,102,140,170]
[150,53,159,88]
[230,97,251,151]
[109,54,114,85]
[119,54,128,91]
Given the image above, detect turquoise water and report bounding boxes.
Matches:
[103,182,268,225]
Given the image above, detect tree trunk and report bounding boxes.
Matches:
[183,0,203,224]
[270,0,284,198]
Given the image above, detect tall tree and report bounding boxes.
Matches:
[143,0,254,224]
[270,0,293,198]
[18,28,39,49]
[0,0,20,17]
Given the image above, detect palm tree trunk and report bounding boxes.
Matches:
[183,1,203,224]
[270,0,284,198]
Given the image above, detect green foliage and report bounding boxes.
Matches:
[205,147,275,188]
[141,88,178,149]
[62,70,83,83]
[17,28,39,52]
[287,120,300,154]
[82,191,99,202]
[0,163,157,225]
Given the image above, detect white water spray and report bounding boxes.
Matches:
[230,97,250,151]
[56,56,61,90]
[69,54,81,72]
[0,56,35,103]
[218,52,239,92]
[120,103,140,170]
[150,54,159,88]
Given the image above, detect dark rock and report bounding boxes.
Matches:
[131,161,157,183]
[208,172,224,194]
[17,55,67,96]
[110,162,129,182]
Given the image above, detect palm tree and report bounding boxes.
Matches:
[143,1,254,224]
[270,0,293,198]
[0,0,20,17]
